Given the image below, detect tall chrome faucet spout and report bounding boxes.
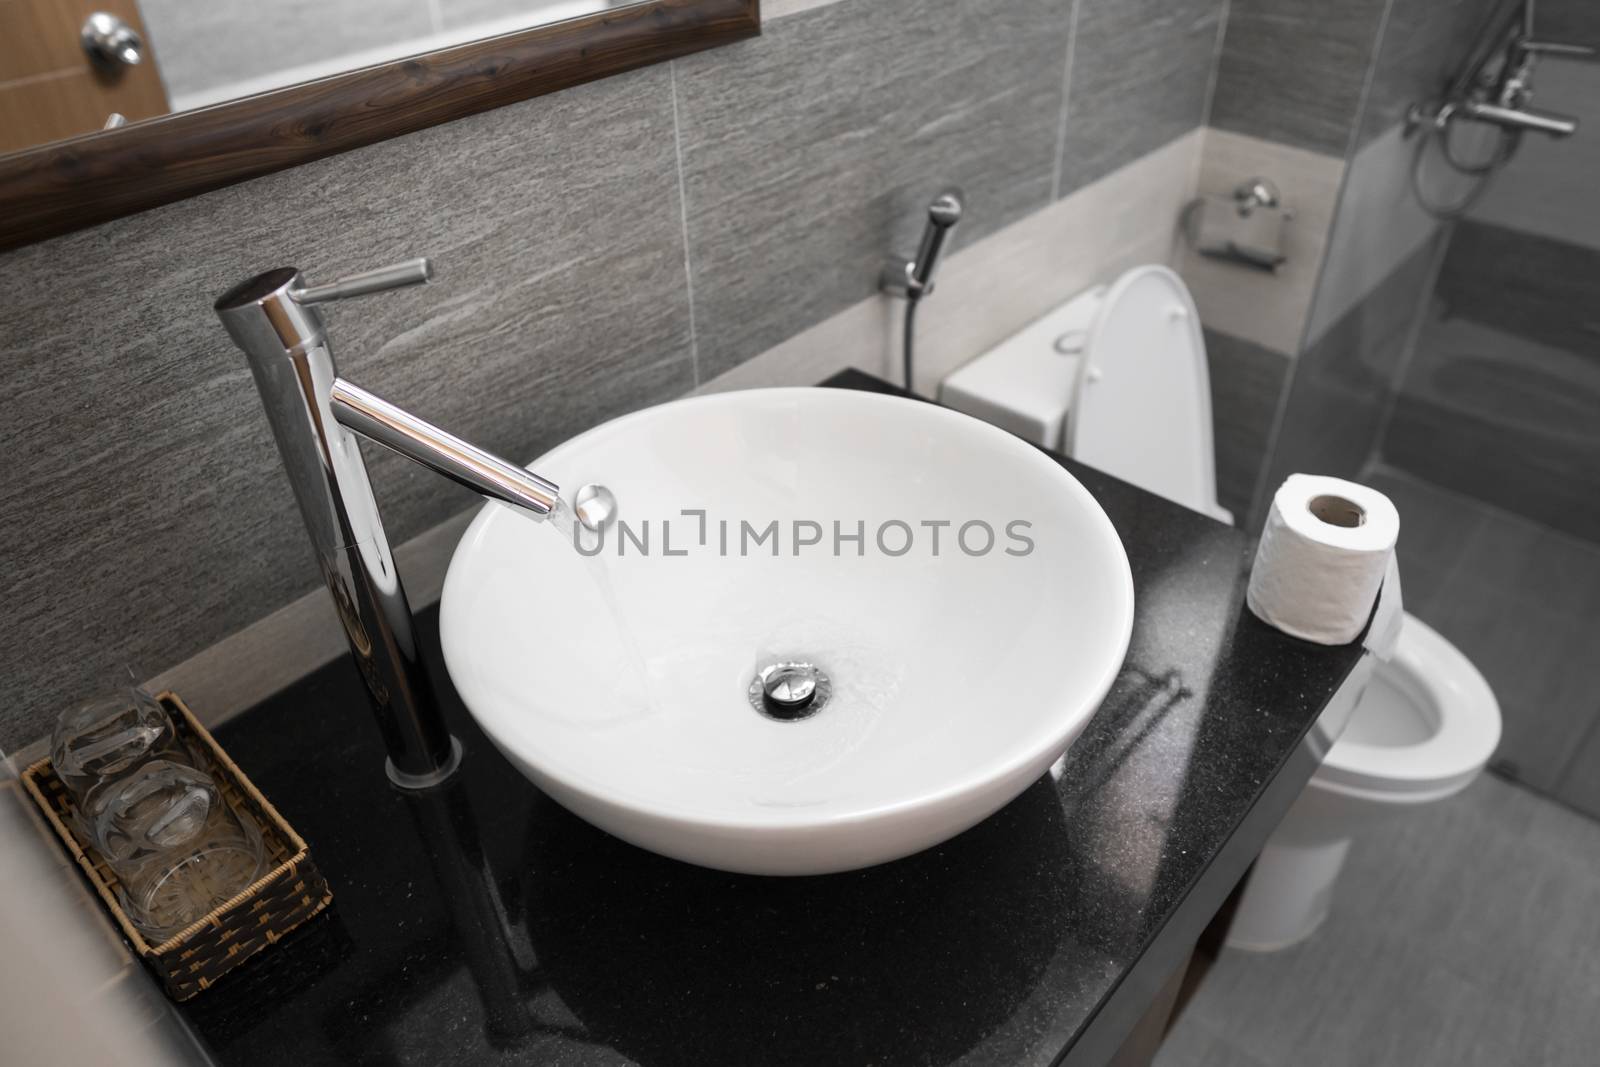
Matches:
[214,258,560,788]
[328,378,560,521]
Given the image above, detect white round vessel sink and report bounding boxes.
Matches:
[440,388,1132,875]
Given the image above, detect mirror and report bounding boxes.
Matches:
[0,0,758,249]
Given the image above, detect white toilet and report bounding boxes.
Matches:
[941,263,1503,951]
[1227,614,1501,950]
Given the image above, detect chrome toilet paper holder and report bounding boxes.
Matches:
[1182,176,1293,272]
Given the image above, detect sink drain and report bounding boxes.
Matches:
[749,661,832,722]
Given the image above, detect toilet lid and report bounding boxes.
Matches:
[1318,614,1502,798]
[1066,266,1222,519]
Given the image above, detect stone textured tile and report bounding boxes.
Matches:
[140,0,434,100]
[1542,0,1600,44]
[699,132,1201,399]
[672,0,1073,380]
[1155,1014,1274,1067]
[1209,0,1388,156]
[0,66,694,749]
[1356,0,1504,146]
[1202,329,1288,525]
[1057,0,1225,196]
[1261,233,1441,497]
[1380,224,1600,543]
[1162,775,1600,1066]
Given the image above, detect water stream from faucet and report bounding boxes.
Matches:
[543,496,656,715]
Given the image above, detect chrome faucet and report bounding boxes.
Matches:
[214,258,562,788]
[1410,0,1592,140]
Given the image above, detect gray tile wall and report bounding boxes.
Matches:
[1354,0,1504,147]
[672,0,1070,381]
[1202,329,1289,522]
[1255,234,1443,523]
[1208,0,1388,156]
[671,0,1229,381]
[1207,0,1501,155]
[1057,0,1226,194]
[1542,0,1600,44]
[1,0,1233,749]
[0,66,695,750]
[1380,221,1600,543]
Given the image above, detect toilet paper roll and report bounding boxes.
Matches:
[1247,474,1401,646]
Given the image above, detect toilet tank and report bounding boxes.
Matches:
[940,266,1229,523]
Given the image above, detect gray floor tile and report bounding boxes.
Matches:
[1157,1011,1274,1067]
[673,0,1071,380]
[1160,775,1600,1066]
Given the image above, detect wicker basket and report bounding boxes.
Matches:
[21,691,333,1001]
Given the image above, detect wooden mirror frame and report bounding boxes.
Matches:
[0,0,758,252]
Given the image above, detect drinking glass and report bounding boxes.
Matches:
[50,687,194,822]
[91,759,266,942]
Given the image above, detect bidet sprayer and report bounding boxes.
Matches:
[882,187,965,301]
[882,187,966,392]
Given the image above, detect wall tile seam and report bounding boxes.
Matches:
[1049,0,1084,202]
[1198,0,1232,131]
[1335,0,1399,176]
[667,60,702,387]
[1229,0,1395,524]
[1360,225,1454,478]
[1286,0,1399,360]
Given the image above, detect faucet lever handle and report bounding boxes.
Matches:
[291,257,434,305]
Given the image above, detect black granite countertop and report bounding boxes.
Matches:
[177,371,1366,1066]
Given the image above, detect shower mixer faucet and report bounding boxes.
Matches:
[1410,0,1592,140]
[215,257,566,788]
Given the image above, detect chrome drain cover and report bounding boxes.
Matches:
[749,661,832,721]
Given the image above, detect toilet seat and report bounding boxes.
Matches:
[1314,614,1501,802]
